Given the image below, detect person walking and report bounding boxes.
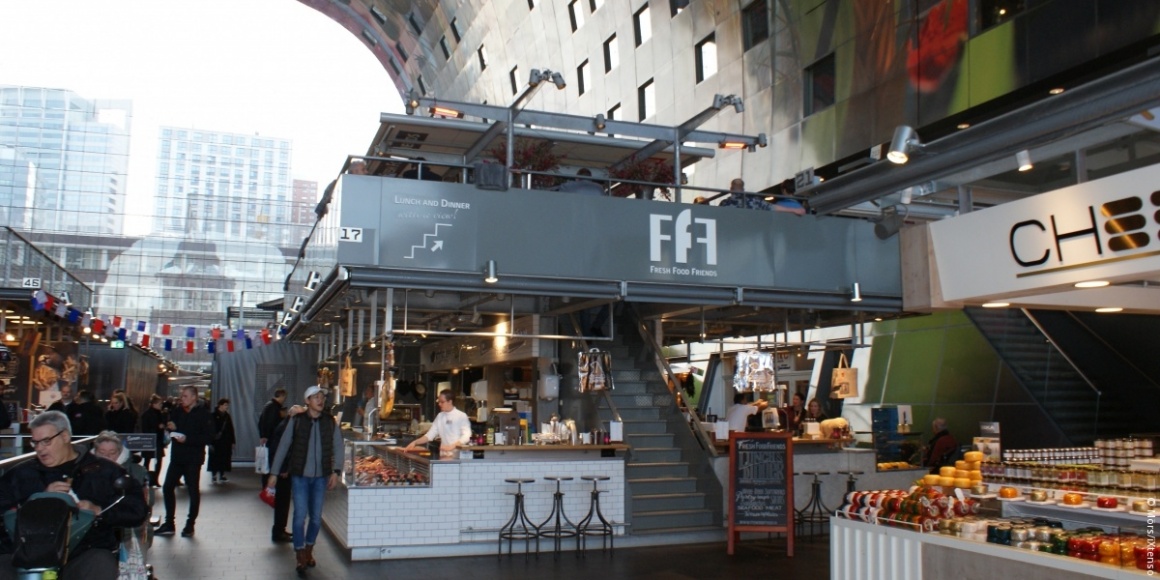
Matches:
[258,388,287,447]
[268,386,343,577]
[68,389,106,436]
[155,386,214,538]
[139,394,168,487]
[209,398,235,484]
[104,391,138,434]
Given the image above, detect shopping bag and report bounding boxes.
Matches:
[259,486,276,508]
[254,444,269,474]
[830,353,858,399]
[578,348,614,393]
[117,533,149,580]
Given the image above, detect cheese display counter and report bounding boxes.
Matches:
[323,439,627,560]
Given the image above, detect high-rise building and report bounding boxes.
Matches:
[152,126,297,246]
[291,178,318,232]
[0,85,131,234]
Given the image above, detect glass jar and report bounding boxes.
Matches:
[1117,469,1134,490]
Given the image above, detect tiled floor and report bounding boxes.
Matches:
[149,470,829,580]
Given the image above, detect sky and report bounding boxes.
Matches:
[0,0,402,235]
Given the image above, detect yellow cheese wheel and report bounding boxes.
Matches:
[953,478,971,489]
[965,461,980,471]
[938,476,955,487]
[939,466,956,478]
[954,460,968,470]
[923,474,941,486]
[954,469,969,479]
[968,470,983,481]
[964,451,983,462]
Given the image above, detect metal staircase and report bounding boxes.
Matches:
[594,311,722,534]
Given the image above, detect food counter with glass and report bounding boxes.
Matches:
[323,436,627,560]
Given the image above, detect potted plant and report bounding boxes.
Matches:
[488,137,563,190]
[608,155,676,200]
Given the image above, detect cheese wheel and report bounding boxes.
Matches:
[968,470,983,481]
[938,476,954,487]
[964,451,983,462]
[954,469,969,479]
[965,461,980,471]
[939,466,956,478]
[953,478,971,488]
[923,474,941,486]
[954,460,968,470]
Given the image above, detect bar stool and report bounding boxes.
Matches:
[576,475,614,555]
[537,476,578,557]
[837,470,864,494]
[795,471,833,538]
[498,478,539,558]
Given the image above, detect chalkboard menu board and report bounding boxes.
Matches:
[728,431,794,556]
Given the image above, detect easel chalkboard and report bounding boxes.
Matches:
[727,431,794,556]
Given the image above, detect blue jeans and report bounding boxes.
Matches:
[291,475,327,549]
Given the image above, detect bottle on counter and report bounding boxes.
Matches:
[486,427,494,445]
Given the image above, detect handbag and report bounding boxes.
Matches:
[254,444,269,474]
[830,352,859,399]
[578,348,614,393]
[258,486,276,508]
[117,533,148,580]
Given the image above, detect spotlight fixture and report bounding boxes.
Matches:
[956,122,970,130]
[982,302,1010,308]
[484,260,498,284]
[528,68,567,90]
[593,113,606,131]
[886,125,923,164]
[304,270,321,292]
[850,282,863,303]
[1016,150,1033,172]
[1074,280,1109,288]
[874,205,909,240]
[1049,87,1065,95]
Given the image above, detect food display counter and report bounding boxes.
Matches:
[323,435,627,560]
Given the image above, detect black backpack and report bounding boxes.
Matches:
[11,496,76,569]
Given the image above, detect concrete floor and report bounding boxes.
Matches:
[148,469,829,580]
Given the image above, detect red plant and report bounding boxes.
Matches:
[608,156,677,200]
[488,137,563,189]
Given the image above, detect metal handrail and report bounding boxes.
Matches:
[626,305,718,457]
[1021,309,1102,437]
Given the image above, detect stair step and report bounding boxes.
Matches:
[628,476,699,495]
[626,461,690,478]
[632,508,714,531]
[633,492,707,512]
[619,420,670,434]
[630,447,683,463]
[625,433,676,448]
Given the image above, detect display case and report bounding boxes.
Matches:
[344,441,430,487]
[871,406,922,471]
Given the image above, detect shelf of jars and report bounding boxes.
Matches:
[980,459,1159,505]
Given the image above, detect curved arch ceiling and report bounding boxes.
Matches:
[298,0,414,97]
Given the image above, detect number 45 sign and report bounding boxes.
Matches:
[339,227,363,242]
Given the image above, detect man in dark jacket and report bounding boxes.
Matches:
[257,388,287,446]
[154,386,214,538]
[0,410,147,580]
[68,389,105,436]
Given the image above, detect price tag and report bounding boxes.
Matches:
[339,227,363,242]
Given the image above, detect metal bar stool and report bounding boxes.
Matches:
[537,476,578,558]
[837,470,864,494]
[795,471,833,538]
[498,478,539,558]
[576,475,614,555]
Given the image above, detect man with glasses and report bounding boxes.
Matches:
[404,390,471,459]
[0,411,147,580]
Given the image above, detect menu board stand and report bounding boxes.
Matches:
[727,431,794,556]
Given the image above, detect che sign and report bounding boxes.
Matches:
[21,278,41,289]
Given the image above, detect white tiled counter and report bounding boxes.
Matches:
[324,445,627,560]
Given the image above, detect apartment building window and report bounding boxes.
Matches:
[510,66,520,95]
[439,36,451,60]
[638,79,655,121]
[450,18,462,42]
[742,1,769,50]
[589,0,603,11]
[696,34,717,83]
[528,0,536,8]
[577,60,590,96]
[804,53,836,116]
[603,34,618,72]
[397,42,409,62]
[407,13,422,35]
[477,45,488,70]
[568,0,585,32]
[634,5,651,46]
[670,0,689,16]
[418,75,428,96]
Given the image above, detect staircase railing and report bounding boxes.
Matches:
[1021,309,1102,438]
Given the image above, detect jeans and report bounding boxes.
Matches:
[163,461,203,523]
[291,475,327,550]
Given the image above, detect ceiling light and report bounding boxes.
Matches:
[956,122,970,130]
[4,333,14,342]
[1049,87,1065,95]
[1095,307,1123,313]
[484,260,498,284]
[1074,280,1109,288]
[430,105,461,118]
[850,282,863,303]
[1016,149,1033,172]
[874,317,883,322]
[982,302,1010,308]
[718,140,747,150]
[887,125,923,164]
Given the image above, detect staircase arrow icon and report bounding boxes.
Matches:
[431,240,443,251]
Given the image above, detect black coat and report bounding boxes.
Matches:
[168,401,214,465]
[257,398,284,441]
[0,449,148,553]
[68,401,106,436]
[105,407,138,434]
[139,406,168,458]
